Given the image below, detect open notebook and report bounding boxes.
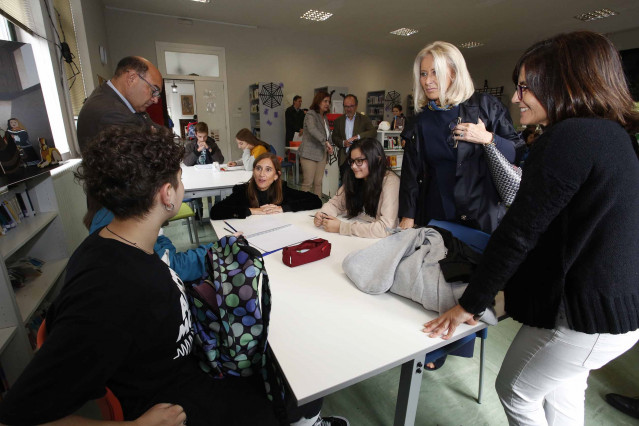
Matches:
[224,216,317,254]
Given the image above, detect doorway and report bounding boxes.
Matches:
[156,42,231,160]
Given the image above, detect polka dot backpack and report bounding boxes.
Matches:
[186,235,287,405]
[186,234,272,374]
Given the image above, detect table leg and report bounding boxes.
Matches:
[295,151,300,185]
[394,357,424,426]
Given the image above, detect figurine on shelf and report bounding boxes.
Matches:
[37,138,62,168]
[6,118,40,167]
[0,125,23,175]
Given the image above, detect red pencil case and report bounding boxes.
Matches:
[282,239,331,267]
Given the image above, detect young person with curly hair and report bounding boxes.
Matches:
[314,138,399,238]
[0,126,277,426]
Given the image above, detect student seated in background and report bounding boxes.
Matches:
[314,138,399,238]
[0,126,277,426]
[227,128,270,170]
[182,121,225,219]
[183,121,224,166]
[210,152,322,219]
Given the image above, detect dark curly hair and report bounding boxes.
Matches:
[76,125,184,220]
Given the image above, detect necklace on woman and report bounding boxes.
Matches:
[427,100,454,111]
[105,226,153,255]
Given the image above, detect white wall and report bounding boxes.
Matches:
[72,0,112,94]
[103,8,416,154]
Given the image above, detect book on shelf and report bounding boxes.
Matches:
[0,203,17,231]
[2,200,21,224]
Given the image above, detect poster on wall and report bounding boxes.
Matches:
[181,95,194,115]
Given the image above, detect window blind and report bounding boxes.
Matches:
[53,0,85,116]
[0,0,35,35]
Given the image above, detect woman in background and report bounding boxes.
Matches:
[299,91,334,197]
[315,138,399,238]
[227,128,270,171]
[399,41,521,234]
[211,152,322,219]
[424,31,639,425]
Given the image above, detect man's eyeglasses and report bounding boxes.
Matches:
[515,83,529,101]
[348,157,367,167]
[344,104,356,109]
[137,73,161,98]
[447,116,462,148]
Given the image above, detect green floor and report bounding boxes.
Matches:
[164,209,639,426]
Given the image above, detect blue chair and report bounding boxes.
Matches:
[425,219,491,403]
[269,146,295,182]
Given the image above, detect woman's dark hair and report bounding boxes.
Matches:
[76,125,184,220]
[393,104,402,112]
[246,153,282,207]
[309,91,330,113]
[235,128,270,150]
[513,31,639,133]
[342,138,389,217]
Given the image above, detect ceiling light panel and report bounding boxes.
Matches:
[574,8,618,21]
[190,0,210,3]
[459,41,485,49]
[300,10,333,21]
[390,28,418,37]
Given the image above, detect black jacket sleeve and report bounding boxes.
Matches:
[281,183,322,212]
[398,130,421,219]
[183,141,200,166]
[209,184,252,219]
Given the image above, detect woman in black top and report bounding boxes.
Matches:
[424,31,639,425]
[0,126,277,426]
[210,152,322,219]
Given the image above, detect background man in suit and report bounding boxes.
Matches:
[285,95,305,145]
[76,56,162,154]
[331,94,377,181]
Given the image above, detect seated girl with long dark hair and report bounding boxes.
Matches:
[210,152,322,219]
[314,138,400,238]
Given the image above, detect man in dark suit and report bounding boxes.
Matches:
[285,95,305,145]
[77,56,162,154]
[331,94,377,181]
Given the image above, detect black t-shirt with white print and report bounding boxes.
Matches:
[0,231,276,425]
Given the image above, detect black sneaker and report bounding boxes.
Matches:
[313,416,350,426]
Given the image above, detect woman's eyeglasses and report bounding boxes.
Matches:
[137,73,161,98]
[447,117,462,148]
[348,157,367,167]
[516,83,529,100]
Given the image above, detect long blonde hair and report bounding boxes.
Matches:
[412,41,475,113]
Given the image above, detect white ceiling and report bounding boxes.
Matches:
[101,0,639,58]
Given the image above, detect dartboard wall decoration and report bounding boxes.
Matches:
[259,83,284,108]
[385,90,401,109]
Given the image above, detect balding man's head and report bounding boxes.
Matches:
[111,56,163,113]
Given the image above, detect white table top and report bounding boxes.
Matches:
[181,164,252,192]
[212,211,491,405]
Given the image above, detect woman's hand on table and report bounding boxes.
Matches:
[228,161,237,167]
[313,212,325,227]
[399,217,415,229]
[454,118,494,145]
[422,305,477,340]
[320,214,340,233]
[260,204,283,214]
